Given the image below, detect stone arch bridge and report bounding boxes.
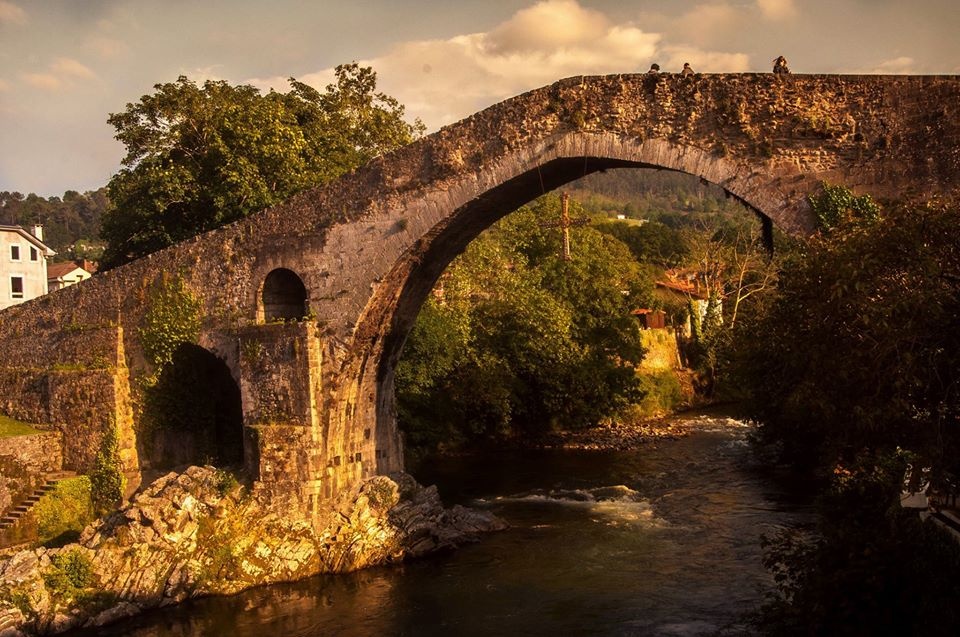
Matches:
[1,73,958,519]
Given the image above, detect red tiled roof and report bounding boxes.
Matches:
[47,262,87,278]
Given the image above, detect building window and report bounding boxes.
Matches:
[10,245,20,261]
[10,276,24,299]
[29,247,38,261]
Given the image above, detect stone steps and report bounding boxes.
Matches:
[0,471,77,531]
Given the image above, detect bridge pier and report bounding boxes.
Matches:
[233,322,330,517]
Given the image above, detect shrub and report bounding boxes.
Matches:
[754,453,960,635]
[633,371,685,417]
[42,548,95,602]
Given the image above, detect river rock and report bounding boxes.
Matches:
[0,467,505,635]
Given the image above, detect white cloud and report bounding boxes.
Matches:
[0,1,26,26]
[661,46,751,73]
[366,0,748,129]
[757,0,798,21]
[86,36,129,59]
[673,3,740,44]
[482,0,610,54]
[21,73,61,91]
[51,57,96,79]
[870,56,917,74]
[179,65,227,83]
[252,0,750,130]
[19,57,97,92]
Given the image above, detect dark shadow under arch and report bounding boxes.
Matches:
[263,268,308,322]
[141,343,244,469]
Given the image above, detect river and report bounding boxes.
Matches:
[68,414,812,637]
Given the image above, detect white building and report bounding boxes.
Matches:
[47,261,93,292]
[0,225,55,311]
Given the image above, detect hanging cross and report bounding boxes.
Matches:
[540,192,591,260]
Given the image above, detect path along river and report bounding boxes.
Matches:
[69,414,813,637]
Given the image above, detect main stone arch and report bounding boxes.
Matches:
[0,73,958,519]
[336,133,777,481]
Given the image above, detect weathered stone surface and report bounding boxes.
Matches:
[0,432,62,525]
[1,73,960,521]
[0,466,504,635]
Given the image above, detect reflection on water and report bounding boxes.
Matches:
[67,416,812,637]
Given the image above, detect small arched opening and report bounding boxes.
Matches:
[141,343,244,469]
[262,268,308,322]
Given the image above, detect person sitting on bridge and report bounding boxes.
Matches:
[773,56,791,74]
[647,63,661,74]
[681,62,694,76]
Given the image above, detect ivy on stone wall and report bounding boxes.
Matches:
[90,421,125,516]
[139,275,202,371]
[809,182,880,232]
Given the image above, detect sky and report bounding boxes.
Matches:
[1,0,958,196]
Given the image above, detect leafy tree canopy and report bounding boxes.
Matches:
[101,63,424,268]
[396,195,655,455]
[734,199,960,477]
[0,189,107,256]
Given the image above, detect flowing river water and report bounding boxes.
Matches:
[70,415,813,637]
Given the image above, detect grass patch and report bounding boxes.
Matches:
[0,415,43,438]
[35,476,94,547]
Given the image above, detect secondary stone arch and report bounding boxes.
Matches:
[140,342,245,470]
[260,267,309,322]
[337,132,782,477]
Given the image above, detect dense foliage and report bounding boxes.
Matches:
[395,195,655,453]
[101,63,424,268]
[808,182,881,232]
[594,219,688,268]
[571,168,746,223]
[42,548,96,604]
[735,201,960,476]
[755,452,960,636]
[34,476,93,547]
[0,189,107,256]
[138,275,202,371]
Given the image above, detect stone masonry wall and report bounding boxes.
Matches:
[0,432,63,518]
[0,326,136,474]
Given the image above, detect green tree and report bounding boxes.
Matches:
[396,195,652,454]
[735,200,960,477]
[101,63,424,268]
[595,220,688,268]
[755,451,960,636]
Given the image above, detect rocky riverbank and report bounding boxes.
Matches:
[538,409,744,451]
[538,417,688,451]
[0,467,505,636]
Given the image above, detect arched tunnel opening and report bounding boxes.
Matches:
[262,267,309,322]
[141,343,245,470]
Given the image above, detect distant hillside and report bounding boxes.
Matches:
[568,167,753,228]
[0,189,107,260]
